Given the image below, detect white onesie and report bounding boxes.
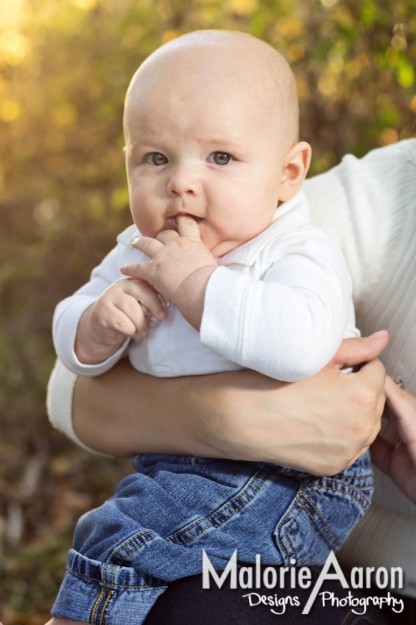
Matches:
[53,189,357,383]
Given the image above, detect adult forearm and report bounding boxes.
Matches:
[71,356,386,475]
[72,359,235,458]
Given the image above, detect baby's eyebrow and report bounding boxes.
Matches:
[196,136,243,150]
[126,139,162,153]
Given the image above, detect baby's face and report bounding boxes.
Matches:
[124,37,294,257]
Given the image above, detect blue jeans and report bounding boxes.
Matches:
[52,452,373,624]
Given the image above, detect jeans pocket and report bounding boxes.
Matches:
[273,472,373,566]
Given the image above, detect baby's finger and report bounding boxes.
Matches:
[177,214,201,240]
[112,279,166,320]
[104,302,138,337]
[132,236,163,258]
[157,229,179,244]
[121,263,150,282]
[114,297,148,337]
[128,279,166,320]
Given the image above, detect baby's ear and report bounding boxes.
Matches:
[278,141,312,203]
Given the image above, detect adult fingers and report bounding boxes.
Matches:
[370,436,393,474]
[384,376,416,462]
[352,358,387,442]
[384,376,415,430]
[385,375,410,407]
[331,330,389,369]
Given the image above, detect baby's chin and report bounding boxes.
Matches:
[209,238,241,259]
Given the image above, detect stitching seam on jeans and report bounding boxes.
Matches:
[299,490,339,548]
[91,587,106,624]
[112,529,158,560]
[167,470,267,545]
[275,490,303,564]
[312,483,373,511]
[99,587,113,625]
[65,565,162,589]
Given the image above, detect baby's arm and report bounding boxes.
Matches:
[122,217,354,382]
[200,234,354,381]
[53,234,165,376]
[74,278,166,365]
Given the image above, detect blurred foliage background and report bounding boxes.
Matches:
[0,0,415,622]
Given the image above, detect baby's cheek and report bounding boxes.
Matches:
[131,205,159,238]
[198,225,216,251]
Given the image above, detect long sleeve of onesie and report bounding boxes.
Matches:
[53,227,141,376]
[200,222,356,382]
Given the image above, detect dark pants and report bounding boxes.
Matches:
[145,567,414,625]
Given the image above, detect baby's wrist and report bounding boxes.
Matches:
[75,308,125,365]
[174,265,216,330]
[74,336,122,365]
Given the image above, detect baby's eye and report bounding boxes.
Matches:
[145,152,168,166]
[209,152,233,165]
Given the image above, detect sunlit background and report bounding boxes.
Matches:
[0,0,415,621]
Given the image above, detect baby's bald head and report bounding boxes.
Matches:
[124,30,299,150]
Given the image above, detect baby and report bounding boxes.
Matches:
[50,30,372,625]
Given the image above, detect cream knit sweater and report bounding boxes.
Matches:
[48,139,416,596]
[305,139,416,597]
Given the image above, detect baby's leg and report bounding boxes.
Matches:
[45,619,89,625]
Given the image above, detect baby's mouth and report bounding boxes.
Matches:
[167,215,202,228]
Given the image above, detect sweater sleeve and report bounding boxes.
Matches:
[53,235,134,377]
[200,229,355,382]
[46,358,110,455]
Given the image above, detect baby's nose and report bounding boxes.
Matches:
[167,165,201,196]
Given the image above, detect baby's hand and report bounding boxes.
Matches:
[75,278,166,365]
[121,216,217,330]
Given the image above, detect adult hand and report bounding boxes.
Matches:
[329,330,389,369]
[371,376,416,504]
[209,332,389,475]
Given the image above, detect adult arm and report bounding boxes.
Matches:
[48,332,388,476]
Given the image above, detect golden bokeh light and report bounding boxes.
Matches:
[0,98,21,122]
[72,0,97,11]
[228,0,258,16]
